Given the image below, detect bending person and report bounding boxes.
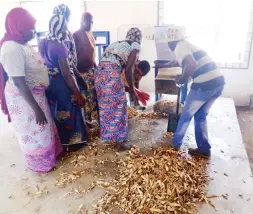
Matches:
[94,28,142,151]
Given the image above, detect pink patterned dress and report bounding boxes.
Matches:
[1,41,62,173]
[94,41,140,142]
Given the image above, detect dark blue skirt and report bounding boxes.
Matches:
[46,73,87,148]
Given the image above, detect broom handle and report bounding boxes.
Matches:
[176,86,181,119]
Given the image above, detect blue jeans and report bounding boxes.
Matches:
[173,85,224,154]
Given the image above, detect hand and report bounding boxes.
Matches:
[175,75,181,84]
[75,93,85,107]
[34,107,48,126]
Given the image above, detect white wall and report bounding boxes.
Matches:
[0,1,20,38]
[86,1,253,106]
[86,1,158,94]
[0,1,252,106]
[221,65,253,106]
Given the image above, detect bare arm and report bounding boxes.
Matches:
[58,58,85,107]
[72,64,87,90]
[72,64,81,79]
[125,50,139,105]
[12,77,47,125]
[125,50,138,92]
[178,55,197,84]
[58,58,81,96]
[134,76,141,89]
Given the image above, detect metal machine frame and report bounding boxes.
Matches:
[34,31,110,61]
[93,31,110,62]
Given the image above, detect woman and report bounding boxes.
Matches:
[0,8,62,173]
[53,4,77,68]
[94,28,142,151]
[39,14,87,152]
[53,4,90,131]
[73,12,99,125]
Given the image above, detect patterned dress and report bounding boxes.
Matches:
[1,41,62,173]
[73,30,98,123]
[94,41,140,142]
[39,39,87,149]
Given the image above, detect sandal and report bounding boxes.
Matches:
[188,148,211,159]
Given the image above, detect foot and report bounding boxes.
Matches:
[115,142,133,151]
[63,143,86,152]
[188,148,211,159]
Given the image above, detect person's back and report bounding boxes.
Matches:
[101,41,140,67]
[39,39,68,70]
[174,40,225,90]
[167,28,225,158]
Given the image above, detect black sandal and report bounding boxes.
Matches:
[188,148,211,159]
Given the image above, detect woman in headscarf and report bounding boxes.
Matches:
[0,8,62,173]
[73,12,99,127]
[94,28,142,151]
[39,14,87,152]
[53,4,90,132]
[52,4,77,68]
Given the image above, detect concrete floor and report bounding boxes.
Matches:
[0,98,253,214]
[236,107,253,171]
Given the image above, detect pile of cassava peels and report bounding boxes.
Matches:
[128,107,138,119]
[138,112,168,120]
[96,146,210,214]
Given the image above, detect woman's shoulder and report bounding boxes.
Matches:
[1,41,24,54]
[41,39,67,51]
[108,41,131,49]
[130,41,141,51]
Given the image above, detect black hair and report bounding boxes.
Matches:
[138,60,151,76]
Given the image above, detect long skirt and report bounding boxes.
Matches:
[94,62,128,142]
[46,73,87,149]
[4,83,62,173]
[79,69,99,123]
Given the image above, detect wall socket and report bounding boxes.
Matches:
[143,27,154,40]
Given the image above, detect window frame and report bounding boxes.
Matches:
[157,1,253,69]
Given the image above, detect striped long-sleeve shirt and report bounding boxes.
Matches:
[174,40,225,90]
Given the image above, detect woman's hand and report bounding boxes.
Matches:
[75,93,85,107]
[34,107,48,125]
[11,76,48,126]
[175,75,182,84]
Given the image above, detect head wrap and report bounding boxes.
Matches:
[48,14,66,42]
[125,28,142,44]
[47,15,77,66]
[0,8,36,122]
[83,12,92,17]
[53,4,71,22]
